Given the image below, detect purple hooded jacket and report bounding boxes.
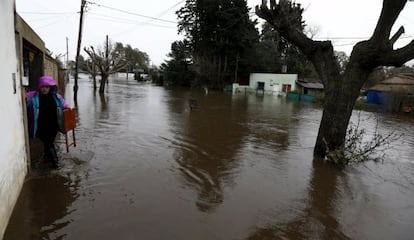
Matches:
[26,76,69,138]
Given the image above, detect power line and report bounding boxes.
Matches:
[316,34,414,40]
[154,0,185,19]
[136,0,184,28]
[87,14,176,29]
[86,1,177,24]
[332,35,414,48]
[18,11,75,14]
[105,1,185,36]
[86,12,176,28]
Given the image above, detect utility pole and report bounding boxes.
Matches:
[66,37,69,82]
[74,0,87,104]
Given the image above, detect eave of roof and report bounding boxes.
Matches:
[296,81,324,89]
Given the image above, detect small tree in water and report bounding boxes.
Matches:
[86,58,99,91]
[84,35,126,94]
[256,0,414,163]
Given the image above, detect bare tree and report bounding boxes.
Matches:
[305,24,320,39]
[256,0,414,162]
[86,59,99,91]
[84,35,126,94]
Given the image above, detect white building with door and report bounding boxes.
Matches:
[232,73,298,95]
[0,0,29,237]
[249,73,298,94]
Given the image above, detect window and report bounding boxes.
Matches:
[282,84,292,92]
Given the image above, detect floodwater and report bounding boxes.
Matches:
[5,75,414,240]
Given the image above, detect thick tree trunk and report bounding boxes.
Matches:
[314,67,369,157]
[256,0,414,163]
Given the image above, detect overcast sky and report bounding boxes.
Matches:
[16,0,414,66]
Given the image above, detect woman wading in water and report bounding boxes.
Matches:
[27,76,69,168]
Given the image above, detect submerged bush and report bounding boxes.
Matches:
[324,112,401,165]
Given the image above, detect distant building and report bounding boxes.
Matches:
[249,73,298,95]
[232,73,298,95]
[366,73,414,112]
[296,79,324,96]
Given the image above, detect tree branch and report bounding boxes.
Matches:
[255,0,340,86]
[256,0,314,53]
[390,26,405,46]
[370,0,407,45]
[379,40,414,66]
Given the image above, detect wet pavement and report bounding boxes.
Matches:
[4,75,414,239]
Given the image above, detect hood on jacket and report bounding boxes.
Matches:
[37,76,57,90]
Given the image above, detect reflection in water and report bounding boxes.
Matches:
[167,91,249,212]
[166,92,300,212]
[99,92,108,112]
[247,161,350,239]
[4,76,414,239]
[4,172,80,240]
[305,162,346,239]
[243,95,300,150]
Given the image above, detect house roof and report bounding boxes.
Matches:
[370,84,414,92]
[370,74,414,93]
[296,80,324,89]
[379,74,414,85]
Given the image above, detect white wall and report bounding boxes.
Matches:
[249,73,298,93]
[0,0,28,237]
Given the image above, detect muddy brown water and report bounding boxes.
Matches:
[4,76,414,239]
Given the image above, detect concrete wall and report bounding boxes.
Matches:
[15,13,45,91]
[249,73,298,93]
[0,1,28,237]
[15,14,45,52]
[44,54,59,81]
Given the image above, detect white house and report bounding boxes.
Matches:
[249,73,298,94]
[233,73,298,95]
[0,1,29,237]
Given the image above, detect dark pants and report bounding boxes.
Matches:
[39,131,59,167]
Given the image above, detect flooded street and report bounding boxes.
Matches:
[5,76,414,239]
